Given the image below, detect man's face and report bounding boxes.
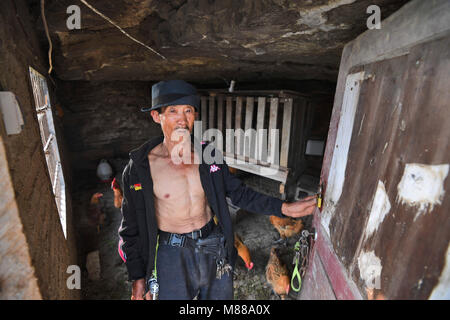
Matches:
[150,105,197,143]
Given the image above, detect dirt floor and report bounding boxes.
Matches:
[73,159,312,300]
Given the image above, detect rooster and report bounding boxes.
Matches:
[269,215,304,246]
[266,247,290,300]
[234,233,254,270]
[88,192,106,233]
[111,177,123,208]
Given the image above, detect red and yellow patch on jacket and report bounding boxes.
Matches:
[130,183,142,191]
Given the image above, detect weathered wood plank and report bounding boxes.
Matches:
[280,98,293,167]
[201,96,207,134]
[217,95,224,132]
[225,96,233,154]
[244,97,255,161]
[256,97,266,162]
[209,95,215,130]
[216,95,224,151]
[268,98,279,165]
[235,97,243,156]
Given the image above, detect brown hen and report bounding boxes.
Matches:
[266,247,290,300]
[269,215,304,245]
[234,233,254,270]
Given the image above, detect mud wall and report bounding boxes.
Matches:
[0,0,80,299]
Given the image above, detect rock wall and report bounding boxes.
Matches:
[0,0,79,299]
[57,80,163,174]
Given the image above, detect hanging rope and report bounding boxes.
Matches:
[78,0,167,60]
[40,0,53,74]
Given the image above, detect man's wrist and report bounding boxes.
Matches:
[281,202,288,215]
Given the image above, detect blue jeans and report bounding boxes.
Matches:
[155,228,233,300]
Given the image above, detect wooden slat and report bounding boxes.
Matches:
[280,98,293,168]
[217,95,224,132]
[225,96,233,154]
[256,97,266,162]
[209,95,215,130]
[216,95,224,151]
[201,96,207,134]
[268,98,279,165]
[235,97,243,156]
[244,97,255,160]
[244,97,254,131]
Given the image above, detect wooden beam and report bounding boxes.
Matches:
[224,155,288,183]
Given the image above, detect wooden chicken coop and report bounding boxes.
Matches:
[198,90,317,200]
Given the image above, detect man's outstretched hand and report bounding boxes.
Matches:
[281,195,317,218]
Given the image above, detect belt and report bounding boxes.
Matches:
[158,217,217,248]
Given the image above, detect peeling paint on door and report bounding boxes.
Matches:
[397,163,449,220]
[357,250,382,290]
[364,180,391,241]
[321,71,365,236]
[429,245,450,300]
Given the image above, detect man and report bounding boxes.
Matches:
[118,80,317,300]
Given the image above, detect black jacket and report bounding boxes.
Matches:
[118,135,286,281]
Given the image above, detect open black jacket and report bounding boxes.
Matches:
[118,135,286,281]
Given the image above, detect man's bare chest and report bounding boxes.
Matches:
[149,155,204,200]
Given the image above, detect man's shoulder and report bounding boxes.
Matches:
[129,135,164,162]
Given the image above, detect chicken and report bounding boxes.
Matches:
[269,215,304,246]
[111,177,123,208]
[266,247,290,300]
[234,233,254,270]
[88,192,106,233]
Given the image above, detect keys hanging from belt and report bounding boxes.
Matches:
[216,258,232,279]
[148,276,159,300]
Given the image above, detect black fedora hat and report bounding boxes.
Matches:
[141,80,200,112]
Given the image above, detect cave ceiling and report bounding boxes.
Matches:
[27,0,409,84]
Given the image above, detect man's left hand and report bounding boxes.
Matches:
[281,195,317,218]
